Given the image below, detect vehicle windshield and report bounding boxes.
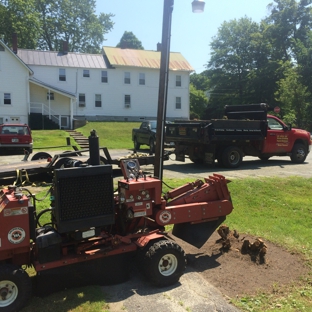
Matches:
[150,121,172,130]
[267,117,283,130]
[1,126,30,135]
[150,121,157,130]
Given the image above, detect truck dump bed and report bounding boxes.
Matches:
[166,103,269,144]
[166,119,267,144]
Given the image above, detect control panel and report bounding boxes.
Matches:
[120,159,142,180]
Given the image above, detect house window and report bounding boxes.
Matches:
[176,75,182,87]
[83,69,90,78]
[4,93,11,105]
[59,68,66,81]
[95,94,102,107]
[101,71,108,83]
[139,73,145,85]
[175,97,181,109]
[125,95,131,108]
[47,92,54,100]
[79,93,86,107]
[124,72,131,84]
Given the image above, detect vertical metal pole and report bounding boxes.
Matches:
[154,0,174,181]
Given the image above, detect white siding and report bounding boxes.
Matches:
[29,64,190,120]
[30,84,71,115]
[0,48,30,124]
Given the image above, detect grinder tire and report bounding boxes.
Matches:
[0,264,32,312]
[31,152,52,161]
[141,240,186,287]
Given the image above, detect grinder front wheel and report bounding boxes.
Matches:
[141,240,186,287]
[0,264,32,312]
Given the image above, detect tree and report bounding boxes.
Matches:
[265,0,312,61]
[0,0,40,49]
[36,0,114,53]
[116,31,144,50]
[275,64,311,128]
[189,84,208,119]
[205,17,275,117]
[190,72,209,91]
[0,0,114,52]
[265,0,312,128]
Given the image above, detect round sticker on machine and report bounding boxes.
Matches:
[8,227,26,244]
[159,211,172,224]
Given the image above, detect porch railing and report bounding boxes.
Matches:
[29,102,61,129]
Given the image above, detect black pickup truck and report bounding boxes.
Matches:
[132,120,173,152]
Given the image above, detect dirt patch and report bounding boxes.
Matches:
[169,227,309,298]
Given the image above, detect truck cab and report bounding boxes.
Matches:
[261,115,311,162]
[132,121,173,153]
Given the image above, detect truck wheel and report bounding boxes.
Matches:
[290,143,307,163]
[149,139,155,153]
[0,264,32,312]
[134,138,140,150]
[31,152,52,161]
[222,146,243,168]
[141,240,186,287]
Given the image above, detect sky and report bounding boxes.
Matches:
[96,0,272,73]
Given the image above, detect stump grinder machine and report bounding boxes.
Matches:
[0,131,233,311]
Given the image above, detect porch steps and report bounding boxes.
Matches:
[66,130,89,149]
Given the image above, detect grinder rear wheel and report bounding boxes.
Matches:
[141,240,186,286]
[0,264,31,312]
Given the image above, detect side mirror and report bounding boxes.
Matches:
[284,124,292,131]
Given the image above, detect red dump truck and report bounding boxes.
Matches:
[165,104,312,168]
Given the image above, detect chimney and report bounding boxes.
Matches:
[157,42,162,51]
[12,33,18,54]
[63,40,68,54]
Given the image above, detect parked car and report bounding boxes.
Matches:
[0,124,33,156]
[132,120,174,153]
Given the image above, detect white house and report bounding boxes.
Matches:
[0,39,194,129]
[0,40,33,125]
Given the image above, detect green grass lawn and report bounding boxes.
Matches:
[22,176,312,312]
[25,124,312,311]
[76,121,141,149]
[32,121,141,150]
